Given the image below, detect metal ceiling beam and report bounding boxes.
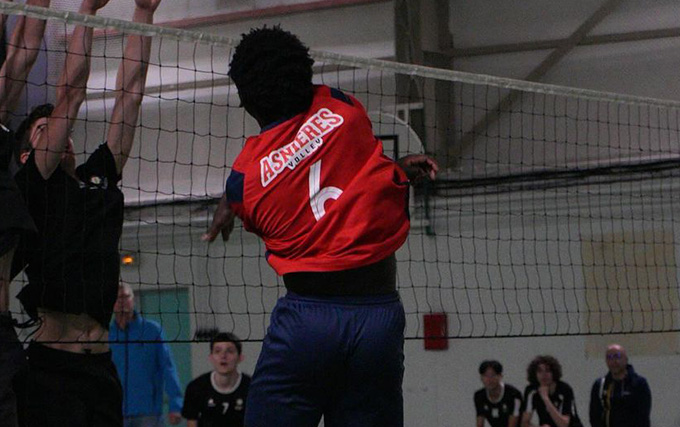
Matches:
[447,27,680,58]
[448,0,625,167]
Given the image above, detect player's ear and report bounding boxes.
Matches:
[238,353,244,363]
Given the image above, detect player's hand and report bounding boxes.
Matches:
[168,412,182,425]
[81,0,110,12]
[202,193,236,243]
[134,0,162,12]
[397,154,438,182]
[538,385,550,401]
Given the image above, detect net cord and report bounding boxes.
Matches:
[2,0,680,110]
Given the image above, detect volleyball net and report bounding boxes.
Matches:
[5,1,680,342]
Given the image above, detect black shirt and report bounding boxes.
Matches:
[524,381,582,427]
[182,372,251,427]
[13,143,123,328]
[0,124,35,255]
[474,383,523,427]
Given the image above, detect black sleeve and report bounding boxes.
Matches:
[632,378,651,427]
[522,385,534,414]
[181,380,200,420]
[473,390,484,416]
[0,124,13,170]
[76,143,121,185]
[561,383,576,416]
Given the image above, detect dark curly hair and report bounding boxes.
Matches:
[228,25,314,126]
[527,355,562,385]
[13,103,54,163]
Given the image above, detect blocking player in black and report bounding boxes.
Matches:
[182,333,251,427]
[12,0,162,424]
[0,1,49,424]
[474,360,523,427]
[521,355,582,427]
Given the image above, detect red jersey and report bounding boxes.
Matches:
[226,85,410,275]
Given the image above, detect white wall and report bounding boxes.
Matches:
[118,171,680,425]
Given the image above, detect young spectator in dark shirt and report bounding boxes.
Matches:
[474,360,523,427]
[521,355,582,427]
[182,333,251,427]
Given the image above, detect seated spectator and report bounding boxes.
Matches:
[182,332,251,427]
[474,360,523,427]
[521,355,582,427]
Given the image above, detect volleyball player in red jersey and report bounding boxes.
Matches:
[203,26,437,427]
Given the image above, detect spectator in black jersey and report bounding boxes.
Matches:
[0,1,49,425]
[521,355,582,427]
[12,0,162,425]
[474,360,523,427]
[182,332,251,427]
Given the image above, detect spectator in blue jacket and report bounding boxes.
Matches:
[589,344,651,427]
[110,282,184,427]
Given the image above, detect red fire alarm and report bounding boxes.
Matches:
[423,313,448,350]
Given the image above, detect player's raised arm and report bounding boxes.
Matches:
[0,0,10,42]
[202,192,236,243]
[106,0,161,176]
[32,0,109,179]
[0,0,51,125]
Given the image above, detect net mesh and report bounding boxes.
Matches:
[5,2,680,342]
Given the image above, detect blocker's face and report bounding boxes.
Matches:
[210,341,242,375]
[28,117,48,150]
[26,117,76,173]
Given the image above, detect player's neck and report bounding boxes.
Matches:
[212,370,240,392]
[487,383,503,401]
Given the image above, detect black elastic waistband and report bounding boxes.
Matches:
[283,254,396,296]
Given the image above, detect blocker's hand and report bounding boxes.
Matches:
[82,0,110,12]
[397,154,438,182]
[134,0,162,12]
[202,193,236,243]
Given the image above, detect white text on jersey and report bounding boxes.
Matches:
[260,108,344,187]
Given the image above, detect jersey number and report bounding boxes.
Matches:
[309,160,343,221]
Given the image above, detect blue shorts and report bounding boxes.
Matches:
[245,292,405,427]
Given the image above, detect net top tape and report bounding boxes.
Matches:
[3,0,680,109]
